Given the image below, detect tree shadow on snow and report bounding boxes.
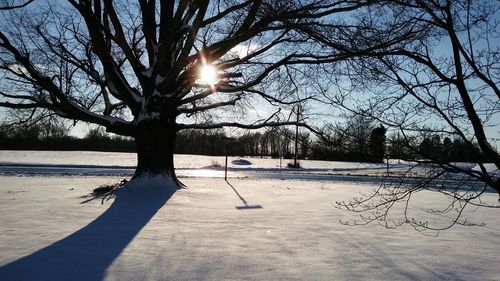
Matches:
[0,179,176,281]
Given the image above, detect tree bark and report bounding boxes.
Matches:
[133,124,183,188]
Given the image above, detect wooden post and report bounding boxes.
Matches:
[225,154,228,181]
[386,153,389,174]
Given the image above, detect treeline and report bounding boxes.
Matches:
[0,123,311,158]
[0,119,488,163]
[417,135,487,163]
[385,132,489,163]
[304,114,487,163]
[0,119,387,162]
[309,115,388,163]
[0,124,135,152]
[176,127,310,158]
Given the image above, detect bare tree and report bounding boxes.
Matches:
[0,0,34,10]
[307,0,500,232]
[0,0,377,187]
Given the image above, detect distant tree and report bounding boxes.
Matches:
[309,124,344,161]
[443,137,452,148]
[418,137,432,158]
[86,126,107,138]
[0,119,73,149]
[39,122,69,140]
[387,132,416,161]
[261,127,294,158]
[309,116,382,162]
[342,114,374,161]
[442,137,453,160]
[298,132,310,159]
[368,125,386,163]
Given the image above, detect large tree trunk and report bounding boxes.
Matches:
[133,125,183,188]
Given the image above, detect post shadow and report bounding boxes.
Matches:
[0,183,176,281]
[225,180,262,210]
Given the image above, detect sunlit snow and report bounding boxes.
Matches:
[0,151,498,281]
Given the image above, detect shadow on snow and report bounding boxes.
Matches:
[226,180,262,210]
[0,179,176,281]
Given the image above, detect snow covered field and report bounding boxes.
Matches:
[0,151,499,280]
[0,150,411,171]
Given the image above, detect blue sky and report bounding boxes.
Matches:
[0,1,498,151]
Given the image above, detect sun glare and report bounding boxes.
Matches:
[200,64,218,86]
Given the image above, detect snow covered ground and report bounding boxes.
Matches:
[0,151,499,280]
[0,150,411,171]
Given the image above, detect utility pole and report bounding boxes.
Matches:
[294,104,302,168]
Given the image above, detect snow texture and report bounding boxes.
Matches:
[0,151,498,280]
[473,163,500,177]
[0,176,498,280]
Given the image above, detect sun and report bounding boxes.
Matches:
[200,64,218,86]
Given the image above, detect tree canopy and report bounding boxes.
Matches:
[0,0,378,181]
[308,0,500,231]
